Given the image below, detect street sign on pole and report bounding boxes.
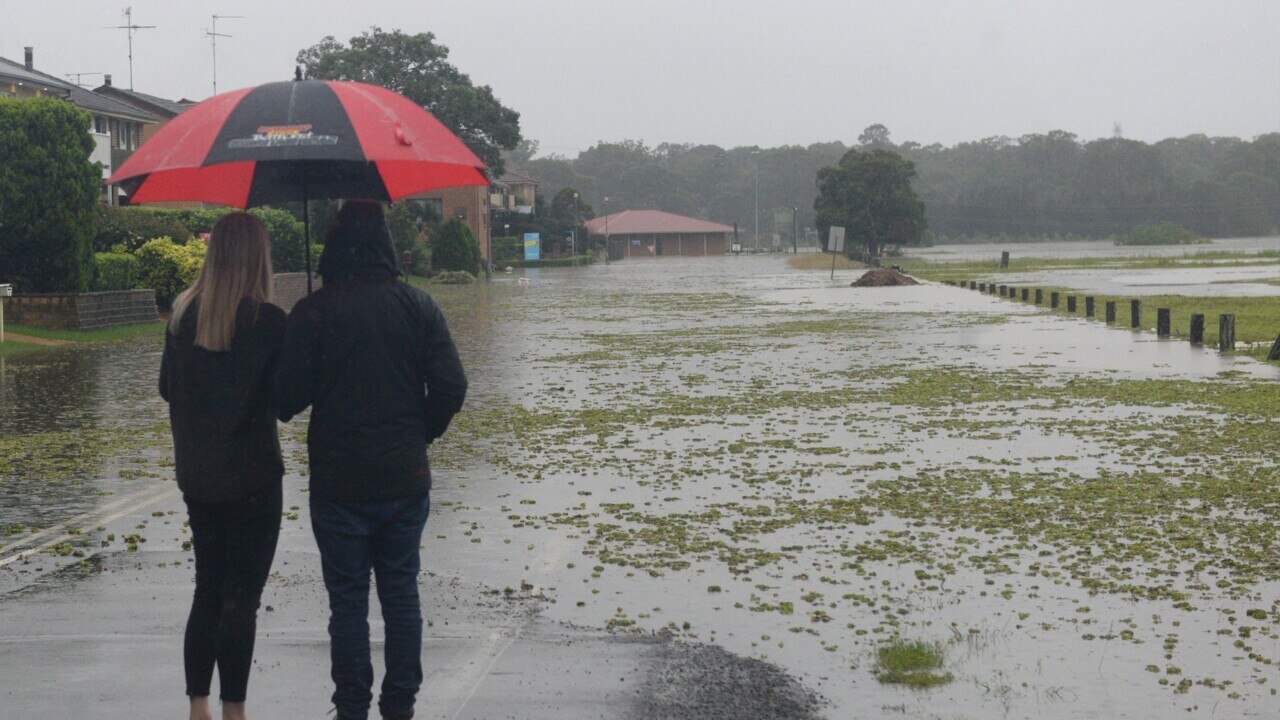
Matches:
[0,284,10,344]
[828,226,845,281]
[828,226,845,253]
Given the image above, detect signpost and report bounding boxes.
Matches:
[523,233,541,262]
[0,284,11,343]
[828,226,845,280]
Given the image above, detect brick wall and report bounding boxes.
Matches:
[2,290,157,330]
[272,272,321,313]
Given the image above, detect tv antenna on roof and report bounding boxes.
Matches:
[207,14,243,95]
[107,7,155,90]
[65,72,104,87]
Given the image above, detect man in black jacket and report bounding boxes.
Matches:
[277,201,467,720]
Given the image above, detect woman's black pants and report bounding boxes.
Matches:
[183,486,282,702]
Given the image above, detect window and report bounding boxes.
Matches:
[94,116,108,134]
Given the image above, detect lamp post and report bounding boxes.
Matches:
[603,196,611,264]
[752,149,760,253]
[572,191,580,267]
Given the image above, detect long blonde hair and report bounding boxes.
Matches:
[169,212,273,352]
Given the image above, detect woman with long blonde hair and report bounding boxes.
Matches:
[159,212,287,720]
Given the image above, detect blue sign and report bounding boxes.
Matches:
[523,233,541,261]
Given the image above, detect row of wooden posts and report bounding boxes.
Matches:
[944,279,1238,353]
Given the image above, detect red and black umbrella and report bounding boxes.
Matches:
[108,75,489,288]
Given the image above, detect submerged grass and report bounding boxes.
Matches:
[905,249,1280,276]
[954,285,1280,357]
[787,254,866,270]
[873,639,953,687]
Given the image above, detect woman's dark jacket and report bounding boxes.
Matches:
[275,209,467,501]
[160,298,287,504]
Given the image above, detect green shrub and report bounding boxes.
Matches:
[0,98,100,292]
[1115,223,1205,246]
[135,237,206,307]
[92,206,194,253]
[92,252,140,291]
[431,218,483,275]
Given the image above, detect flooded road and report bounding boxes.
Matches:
[3,255,1280,718]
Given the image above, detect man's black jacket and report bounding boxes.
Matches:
[160,298,287,503]
[276,209,467,501]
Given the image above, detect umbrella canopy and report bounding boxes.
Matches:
[108,79,489,207]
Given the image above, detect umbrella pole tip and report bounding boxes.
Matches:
[294,66,303,82]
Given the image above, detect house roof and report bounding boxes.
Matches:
[499,168,538,186]
[93,84,191,117]
[584,210,734,236]
[0,56,157,122]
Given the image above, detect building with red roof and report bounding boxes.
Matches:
[583,210,733,260]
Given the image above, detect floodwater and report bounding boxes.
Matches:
[3,255,1279,719]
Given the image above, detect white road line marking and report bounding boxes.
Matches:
[0,485,178,568]
[448,617,529,720]
[0,483,171,556]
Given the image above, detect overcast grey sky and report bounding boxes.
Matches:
[3,1,1277,155]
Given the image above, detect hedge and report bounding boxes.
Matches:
[92,252,140,291]
[505,255,596,269]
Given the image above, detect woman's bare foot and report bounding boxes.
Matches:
[189,696,213,720]
[221,700,247,720]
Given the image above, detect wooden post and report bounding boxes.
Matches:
[1157,308,1171,338]
[1219,314,1235,352]
[1035,289,1044,304]
[969,281,977,290]
[1021,288,1029,301]
[1067,296,1077,313]
[1050,291,1060,309]
[1190,314,1205,344]
[979,283,987,293]
[1085,296,1095,317]
[1105,301,1117,323]
[1130,300,1141,329]
[1001,251,1010,268]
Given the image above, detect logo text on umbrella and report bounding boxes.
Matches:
[228,124,339,149]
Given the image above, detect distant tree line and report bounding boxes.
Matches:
[518,126,1280,243]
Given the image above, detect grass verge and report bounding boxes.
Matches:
[905,249,1280,276]
[6,322,164,343]
[948,285,1280,358]
[873,639,953,688]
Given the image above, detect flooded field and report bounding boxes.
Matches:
[913,235,1280,263]
[4,255,1280,718]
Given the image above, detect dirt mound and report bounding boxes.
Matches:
[850,268,919,287]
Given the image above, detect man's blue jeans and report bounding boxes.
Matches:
[311,493,431,720]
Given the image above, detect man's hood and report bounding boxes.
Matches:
[317,201,398,280]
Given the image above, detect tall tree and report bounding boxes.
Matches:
[297,28,522,174]
[0,98,100,292]
[814,148,927,257]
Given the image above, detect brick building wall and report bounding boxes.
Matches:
[415,186,490,260]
